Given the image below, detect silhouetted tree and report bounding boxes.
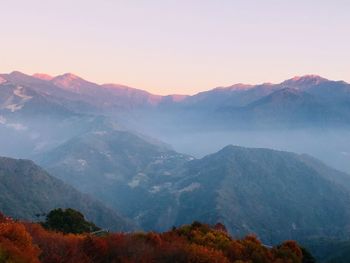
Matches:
[42,208,100,234]
[301,247,316,263]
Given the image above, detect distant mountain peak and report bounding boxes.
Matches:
[62,72,81,79]
[54,73,82,82]
[8,71,29,78]
[216,145,274,156]
[9,70,25,75]
[51,73,94,91]
[2,71,43,84]
[211,145,249,158]
[219,144,241,152]
[32,73,54,81]
[282,75,328,87]
[216,83,254,91]
[291,74,326,81]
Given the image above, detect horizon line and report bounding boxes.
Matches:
[1,70,347,97]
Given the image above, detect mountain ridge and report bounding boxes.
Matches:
[0,155,135,231]
[40,137,350,243]
[2,71,348,97]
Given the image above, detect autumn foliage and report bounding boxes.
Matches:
[0,212,311,263]
[0,212,40,263]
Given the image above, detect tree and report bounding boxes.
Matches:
[0,215,40,263]
[42,208,100,234]
[301,247,316,263]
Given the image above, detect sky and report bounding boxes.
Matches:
[0,0,349,95]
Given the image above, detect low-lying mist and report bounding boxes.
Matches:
[151,128,350,175]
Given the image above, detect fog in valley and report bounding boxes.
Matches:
[155,129,350,174]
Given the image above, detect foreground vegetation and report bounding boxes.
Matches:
[0,210,314,263]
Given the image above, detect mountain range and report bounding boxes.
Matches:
[2,129,350,244]
[1,71,350,143]
[1,71,349,123]
[37,128,350,243]
[1,70,350,249]
[1,71,350,172]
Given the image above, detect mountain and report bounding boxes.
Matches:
[174,75,329,111]
[0,72,130,158]
[281,75,329,89]
[0,80,84,158]
[50,73,186,109]
[234,88,332,126]
[168,146,350,243]
[0,85,109,159]
[37,129,193,229]
[40,135,350,243]
[2,70,350,244]
[0,80,75,118]
[176,83,275,110]
[1,71,188,113]
[51,73,100,93]
[303,238,350,263]
[186,75,350,128]
[32,73,54,80]
[1,70,350,164]
[279,75,350,101]
[102,83,171,108]
[2,71,350,128]
[0,72,106,114]
[0,156,134,231]
[2,70,350,171]
[0,71,80,101]
[124,75,350,139]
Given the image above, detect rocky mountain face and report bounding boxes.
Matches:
[0,156,134,231]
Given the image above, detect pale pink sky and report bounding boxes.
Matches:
[0,0,349,95]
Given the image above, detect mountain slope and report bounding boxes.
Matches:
[38,129,192,229]
[170,146,350,243]
[2,71,350,129]
[303,238,350,263]
[240,88,329,125]
[40,135,350,243]
[0,156,134,231]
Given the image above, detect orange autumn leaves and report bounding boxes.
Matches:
[1,213,305,263]
[0,213,40,263]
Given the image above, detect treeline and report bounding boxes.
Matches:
[0,210,314,263]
